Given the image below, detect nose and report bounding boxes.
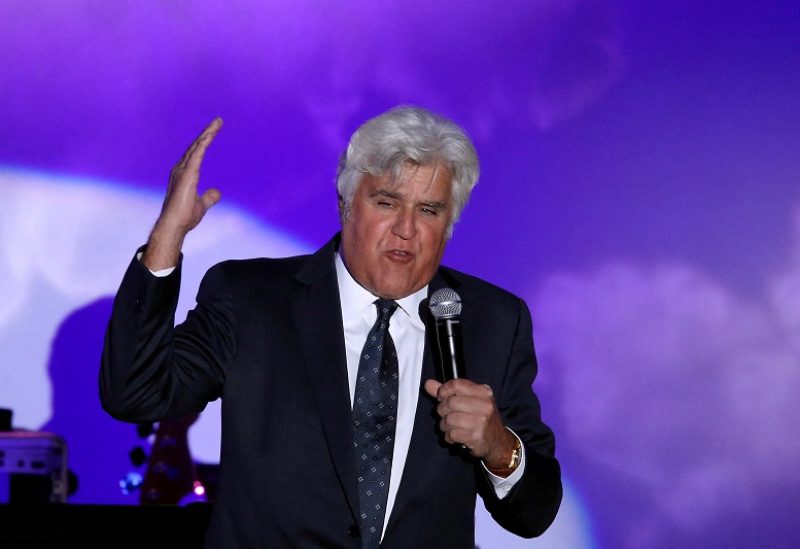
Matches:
[391,207,417,240]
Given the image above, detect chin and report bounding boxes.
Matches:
[375,290,404,300]
[373,284,411,300]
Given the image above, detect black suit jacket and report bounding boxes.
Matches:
[100,235,561,548]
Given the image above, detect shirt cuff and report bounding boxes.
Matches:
[136,251,176,278]
[483,428,526,500]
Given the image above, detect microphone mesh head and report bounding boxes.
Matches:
[429,287,462,319]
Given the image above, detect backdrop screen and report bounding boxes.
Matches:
[2,2,799,547]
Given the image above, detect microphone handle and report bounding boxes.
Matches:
[434,317,464,381]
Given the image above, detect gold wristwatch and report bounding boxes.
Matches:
[486,434,522,477]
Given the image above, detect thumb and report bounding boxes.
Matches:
[423,379,442,399]
[200,188,222,210]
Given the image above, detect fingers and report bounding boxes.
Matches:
[178,117,223,171]
[183,117,223,173]
[432,379,493,403]
[426,379,494,417]
[167,117,223,197]
[439,410,488,435]
[437,409,491,455]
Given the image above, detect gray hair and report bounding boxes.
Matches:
[336,106,479,237]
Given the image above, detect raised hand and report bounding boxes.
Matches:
[142,117,223,271]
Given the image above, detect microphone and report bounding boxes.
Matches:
[428,287,465,382]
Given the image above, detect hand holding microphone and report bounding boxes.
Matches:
[424,288,519,474]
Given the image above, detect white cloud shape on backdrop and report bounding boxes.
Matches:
[531,210,800,539]
[0,167,310,454]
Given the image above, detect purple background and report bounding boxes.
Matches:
[2,1,800,547]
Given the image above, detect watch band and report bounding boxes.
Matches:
[486,433,522,477]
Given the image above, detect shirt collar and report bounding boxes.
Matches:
[335,253,427,330]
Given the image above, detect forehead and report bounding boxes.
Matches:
[363,162,452,200]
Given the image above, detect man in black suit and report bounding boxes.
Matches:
[101,106,561,547]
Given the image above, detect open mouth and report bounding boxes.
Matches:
[386,249,413,261]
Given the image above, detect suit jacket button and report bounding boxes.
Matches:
[347,525,360,538]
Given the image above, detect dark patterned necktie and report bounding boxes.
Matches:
[352,299,399,548]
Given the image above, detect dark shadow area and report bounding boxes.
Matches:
[0,503,211,548]
[41,297,142,504]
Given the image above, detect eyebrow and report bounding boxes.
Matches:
[371,189,447,210]
[419,200,447,210]
[371,189,403,200]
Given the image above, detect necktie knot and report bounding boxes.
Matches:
[375,299,398,324]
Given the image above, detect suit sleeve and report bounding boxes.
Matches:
[478,297,562,538]
[99,251,236,423]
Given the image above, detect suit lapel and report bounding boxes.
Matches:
[291,236,360,521]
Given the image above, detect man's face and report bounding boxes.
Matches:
[340,163,453,300]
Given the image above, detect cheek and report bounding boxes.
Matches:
[422,223,449,249]
[355,212,387,236]
[419,230,448,267]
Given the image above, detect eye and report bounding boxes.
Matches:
[420,206,438,216]
[377,200,395,209]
